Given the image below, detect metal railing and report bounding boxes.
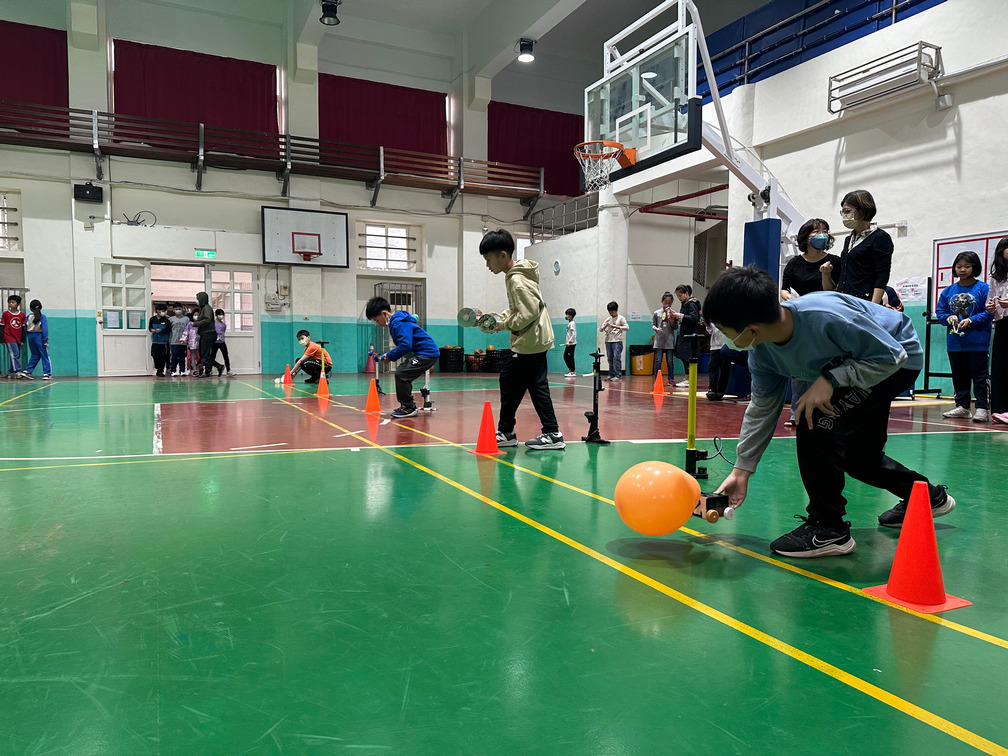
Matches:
[0,100,544,206]
[529,193,599,242]
[828,41,942,113]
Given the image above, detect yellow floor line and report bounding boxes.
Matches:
[0,383,51,406]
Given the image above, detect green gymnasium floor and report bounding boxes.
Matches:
[0,375,1005,754]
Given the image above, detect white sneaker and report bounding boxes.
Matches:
[942,406,972,419]
[993,412,1008,425]
[564,372,576,377]
[675,380,691,388]
[227,371,237,377]
[973,408,989,422]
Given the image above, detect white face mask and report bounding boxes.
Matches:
[724,328,756,352]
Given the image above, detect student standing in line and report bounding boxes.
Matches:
[986,237,1008,424]
[563,308,577,378]
[937,251,991,422]
[22,299,52,380]
[148,303,171,377]
[599,301,628,381]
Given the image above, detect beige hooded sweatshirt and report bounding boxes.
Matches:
[498,259,554,354]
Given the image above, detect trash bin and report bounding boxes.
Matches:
[629,345,654,375]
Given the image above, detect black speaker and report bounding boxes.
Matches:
[73,183,104,203]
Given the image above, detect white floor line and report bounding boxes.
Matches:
[229,442,289,450]
[152,403,162,455]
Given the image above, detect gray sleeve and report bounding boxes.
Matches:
[734,381,787,472]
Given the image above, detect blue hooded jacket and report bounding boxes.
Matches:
[385,311,440,362]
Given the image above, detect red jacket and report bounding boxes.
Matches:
[2,309,26,343]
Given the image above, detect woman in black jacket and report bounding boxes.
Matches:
[821,189,893,304]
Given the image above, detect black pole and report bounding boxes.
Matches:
[582,350,609,444]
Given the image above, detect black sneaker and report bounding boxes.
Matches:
[217,366,224,376]
[525,432,566,450]
[304,376,318,384]
[770,515,856,558]
[877,485,955,528]
[706,391,724,401]
[390,406,418,419]
[495,431,518,447]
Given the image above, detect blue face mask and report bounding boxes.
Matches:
[808,233,831,251]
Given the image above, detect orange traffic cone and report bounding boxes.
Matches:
[863,481,971,613]
[282,364,293,386]
[365,379,381,413]
[316,371,330,397]
[652,370,667,395]
[469,400,504,455]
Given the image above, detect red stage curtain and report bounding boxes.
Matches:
[488,102,584,197]
[113,40,278,133]
[0,21,68,107]
[318,74,447,155]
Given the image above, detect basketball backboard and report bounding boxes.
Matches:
[584,1,702,182]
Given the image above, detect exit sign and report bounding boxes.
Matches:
[195,249,216,258]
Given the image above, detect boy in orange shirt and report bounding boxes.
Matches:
[290,329,332,383]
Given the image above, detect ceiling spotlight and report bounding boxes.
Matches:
[320,1,341,25]
[517,39,535,63]
[641,71,658,80]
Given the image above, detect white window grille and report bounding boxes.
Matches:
[0,192,22,252]
[210,269,256,332]
[359,223,418,271]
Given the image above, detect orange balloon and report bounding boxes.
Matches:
[614,461,701,536]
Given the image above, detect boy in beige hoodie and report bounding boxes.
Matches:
[479,229,565,450]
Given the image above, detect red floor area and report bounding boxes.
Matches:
[157,375,985,455]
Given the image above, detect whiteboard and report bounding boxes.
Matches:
[261,206,349,268]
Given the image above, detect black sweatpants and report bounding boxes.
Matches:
[151,343,169,374]
[395,354,438,409]
[949,350,990,410]
[563,345,576,373]
[213,342,231,372]
[497,350,559,435]
[796,368,940,527]
[198,332,221,375]
[169,344,186,374]
[992,319,1008,414]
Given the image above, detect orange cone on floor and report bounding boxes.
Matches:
[469,400,504,455]
[282,364,293,386]
[365,378,381,413]
[863,481,971,613]
[316,371,330,397]
[652,370,667,395]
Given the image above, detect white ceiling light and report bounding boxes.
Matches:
[517,39,535,63]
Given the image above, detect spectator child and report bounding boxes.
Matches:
[672,284,701,387]
[2,295,26,378]
[563,308,577,377]
[651,292,676,385]
[937,250,992,422]
[168,303,189,376]
[22,299,51,380]
[987,237,1008,423]
[148,303,171,377]
[181,312,201,377]
[599,301,628,381]
[366,297,440,418]
[213,309,236,377]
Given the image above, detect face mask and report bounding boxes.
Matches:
[808,234,831,251]
[157,312,165,317]
[724,328,756,352]
[842,218,858,229]
[175,309,182,315]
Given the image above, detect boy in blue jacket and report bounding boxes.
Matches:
[366,297,440,418]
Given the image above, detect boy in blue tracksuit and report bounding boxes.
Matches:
[366,297,440,418]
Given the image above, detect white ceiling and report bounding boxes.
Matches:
[337,0,496,35]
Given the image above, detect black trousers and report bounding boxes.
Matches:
[212,342,231,371]
[169,344,186,374]
[563,345,576,373]
[395,354,438,409]
[992,319,1008,413]
[712,346,750,394]
[151,343,169,373]
[796,368,939,526]
[498,350,559,435]
[198,333,220,375]
[302,359,331,379]
[949,350,990,410]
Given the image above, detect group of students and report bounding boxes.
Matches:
[3,294,51,380]
[148,293,235,378]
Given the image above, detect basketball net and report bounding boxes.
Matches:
[575,141,624,192]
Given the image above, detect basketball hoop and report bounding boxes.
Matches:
[575,140,625,192]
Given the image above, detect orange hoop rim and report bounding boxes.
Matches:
[574,140,624,160]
